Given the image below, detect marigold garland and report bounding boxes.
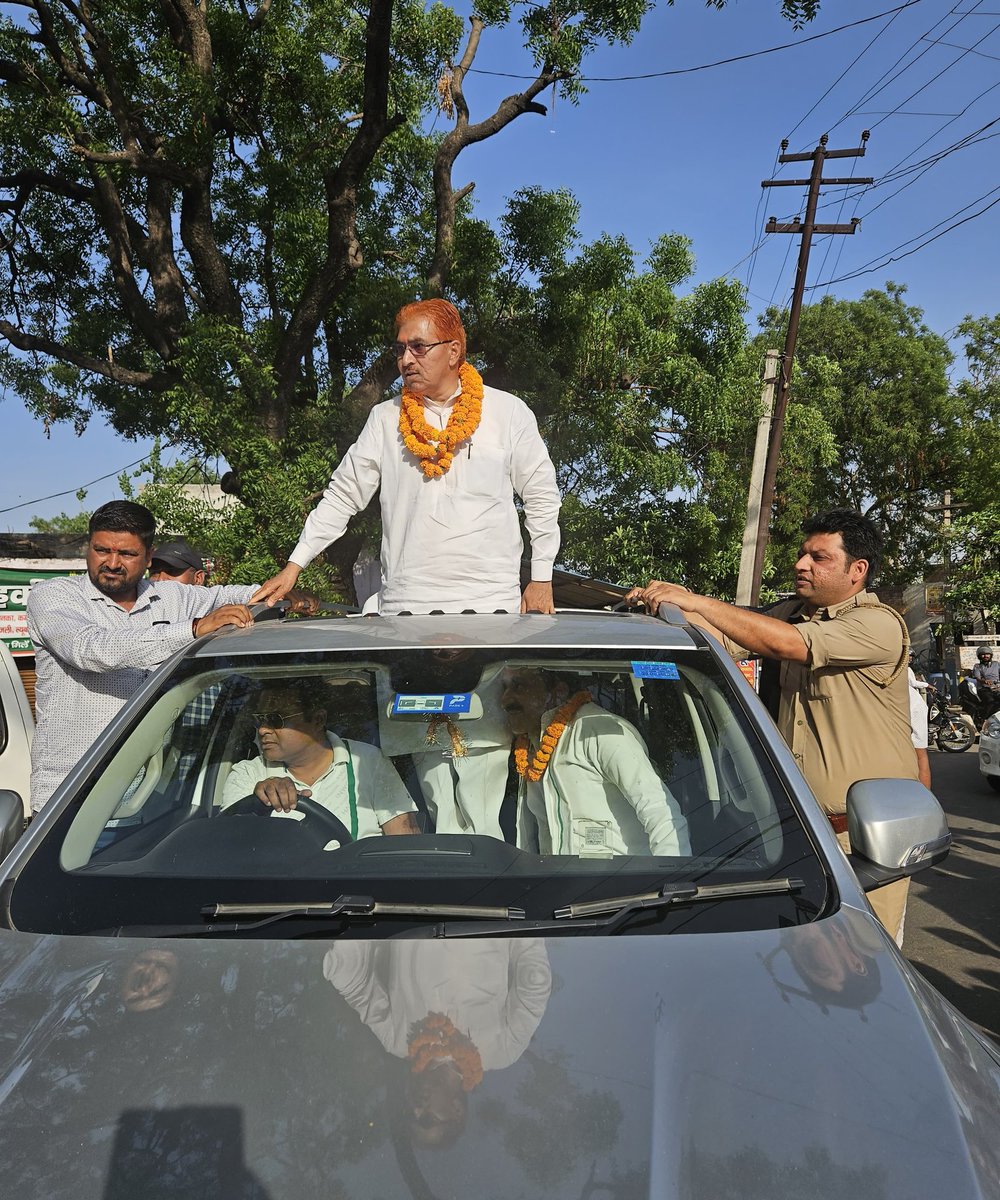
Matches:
[426,715,467,757]
[514,691,592,782]
[399,360,484,478]
[408,1012,484,1091]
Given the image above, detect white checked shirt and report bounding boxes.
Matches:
[27,574,255,812]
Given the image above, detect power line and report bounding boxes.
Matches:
[824,0,985,139]
[807,183,1000,287]
[467,2,926,83]
[0,453,159,516]
[771,110,1000,224]
[784,1,911,141]
[868,14,1000,130]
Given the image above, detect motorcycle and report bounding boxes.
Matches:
[926,687,975,753]
[957,675,1000,733]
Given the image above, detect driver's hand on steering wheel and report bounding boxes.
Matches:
[253,777,310,813]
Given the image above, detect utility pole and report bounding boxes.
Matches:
[736,349,780,605]
[748,132,873,604]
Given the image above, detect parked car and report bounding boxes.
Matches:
[0,640,32,818]
[979,709,1000,793]
[0,605,996,1200]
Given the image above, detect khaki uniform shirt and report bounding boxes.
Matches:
[726,590,916,814]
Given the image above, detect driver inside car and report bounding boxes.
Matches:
[221,679,419,840]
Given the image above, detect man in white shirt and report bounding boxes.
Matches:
[907,651,932,789]
[27,501,257,813]
[323,938,551,1148]
[252,299,561,615]
[222,679,418,841]
[502,668,690,858]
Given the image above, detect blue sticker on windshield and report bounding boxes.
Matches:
[631,660,679,680]
[392,692,472,715]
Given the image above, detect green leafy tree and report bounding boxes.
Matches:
[753,285,960,589]
[944,313,1000,625]
[1,0,819,595]
[450,193,758,592]
[28,489,92,534]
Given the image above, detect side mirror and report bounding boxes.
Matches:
[0,790,25,861]
[845,778,951,892]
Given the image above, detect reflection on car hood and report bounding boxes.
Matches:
[0,910,997,1200]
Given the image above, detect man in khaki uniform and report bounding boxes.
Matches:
[628,509,917,946]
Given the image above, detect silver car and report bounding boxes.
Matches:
[0,605,997,1200]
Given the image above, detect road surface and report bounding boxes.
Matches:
[904,744,1000,1040]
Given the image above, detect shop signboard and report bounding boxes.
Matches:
[0,565,84,656]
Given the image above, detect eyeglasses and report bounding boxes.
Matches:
[391,339,451,358]
[251,711,306,729]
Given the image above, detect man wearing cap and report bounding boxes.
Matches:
[149,540,207,586]
[148,541,222,779]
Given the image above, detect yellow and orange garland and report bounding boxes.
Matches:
[425,714,467,757]
[399,361,484,478]
[408,1012,484,1091]
[514,691,592,782]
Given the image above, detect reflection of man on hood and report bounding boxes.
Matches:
[770,910,884,1013]
[324,940,551,1146]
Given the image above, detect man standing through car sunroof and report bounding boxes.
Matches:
[251,299,561,616]
[629,508,917,946]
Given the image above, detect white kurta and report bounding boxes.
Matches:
[323,939,551,1071]
[410,664,513,838]
[516,703,691,858]
[289,385,561,614]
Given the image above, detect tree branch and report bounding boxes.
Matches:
[270,0,400,419]
[343,351,400,426]
[144,177,189,337]
[0,319,168,388]
[427,19,566,295]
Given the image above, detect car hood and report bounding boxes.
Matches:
[0,910,997,1200]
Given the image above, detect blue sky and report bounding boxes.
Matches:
[2,0,997,527]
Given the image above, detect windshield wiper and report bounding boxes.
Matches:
[195,894,526,934]
[402,877,806,939]
[553,877,804,934]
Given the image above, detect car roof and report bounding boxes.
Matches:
[190,609,701,658]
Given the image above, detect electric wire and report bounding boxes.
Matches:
[783,1,912,142]
[0,453,165,516]
[867,14,1000,130]
[807,182,1000,288]
[467,2,926,83]
[826,0,985,136]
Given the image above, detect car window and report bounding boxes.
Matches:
[10,646,829,936]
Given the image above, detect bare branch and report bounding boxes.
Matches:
[144,177,188,336]
[344,351,401,425]
[0,169,93,208]
[0,319,167,388]
[67,143,191,183]
[249,0,273,31]
[427,19,566,294]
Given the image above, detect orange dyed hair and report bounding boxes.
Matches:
[395,299,466,362]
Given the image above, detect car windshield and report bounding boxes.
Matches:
[9,640,829,936]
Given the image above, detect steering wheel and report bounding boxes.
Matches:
[221,793,354,846]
